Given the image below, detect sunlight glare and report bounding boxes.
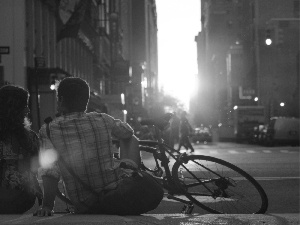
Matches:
[157,0,200,110]
[161,73,198,109]
[39,148,58,168]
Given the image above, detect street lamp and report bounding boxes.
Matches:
[50,74,57,90]
[265,38,272,46]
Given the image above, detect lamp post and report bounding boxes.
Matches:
[254,0,261,106]
[121,93,126,122]
[34,56,46,129]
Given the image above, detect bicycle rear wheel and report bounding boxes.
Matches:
[172,155,268,214]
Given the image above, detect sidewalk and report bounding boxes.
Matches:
[0,213,299,225]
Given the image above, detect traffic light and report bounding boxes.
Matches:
[49,73,66,90]
[50,73,58,90]
[275,27,284,44]
[265,29,272,46]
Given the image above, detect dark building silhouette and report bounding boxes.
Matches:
[193,0,299,129]
[0,0,158,131]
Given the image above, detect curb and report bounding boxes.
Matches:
[0,213,299,225]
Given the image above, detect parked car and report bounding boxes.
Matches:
[260,117,299,146]
[191,126,212,144]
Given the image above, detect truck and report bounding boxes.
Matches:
[233,106,265,143]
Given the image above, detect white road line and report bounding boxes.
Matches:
[254,177,300,180]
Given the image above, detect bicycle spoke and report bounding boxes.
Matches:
[172,155,268,214]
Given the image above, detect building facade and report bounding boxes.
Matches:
[256,0,299,119]
[194,0,299,128]
[0,0,158,132]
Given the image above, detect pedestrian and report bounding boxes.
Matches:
[0,85,42,214]
[35,77,163,216]
[169,112,180,148]
[177,111,195,152]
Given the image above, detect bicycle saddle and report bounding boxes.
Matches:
[140,113,173,131]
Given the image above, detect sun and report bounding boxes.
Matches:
[159,73,198,110]
[156,0,200,111]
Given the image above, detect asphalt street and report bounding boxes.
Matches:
[0,142,299,224]
[34,142,300,215]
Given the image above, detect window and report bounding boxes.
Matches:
[98,0,110,35]
[294,0,299,18]
[0,66,4,87]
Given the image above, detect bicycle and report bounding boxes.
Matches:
[134,113,268,214]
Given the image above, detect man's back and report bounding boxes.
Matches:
[36,77,163,216]
[39,112,134,206]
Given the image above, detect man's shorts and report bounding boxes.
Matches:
[87,159,164,215]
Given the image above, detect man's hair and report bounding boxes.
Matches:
[57,77,90,112]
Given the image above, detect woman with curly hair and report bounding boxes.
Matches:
[0,85,42,214]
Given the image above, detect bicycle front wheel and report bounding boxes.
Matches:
[172,155,268,214]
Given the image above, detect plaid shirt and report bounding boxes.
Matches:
[38,112,134,209]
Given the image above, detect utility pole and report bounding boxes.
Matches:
[254,0,261,105]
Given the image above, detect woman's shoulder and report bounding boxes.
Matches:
[26,128,38,138]
[24,128,39,146]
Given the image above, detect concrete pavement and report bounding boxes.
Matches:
[0,213,299,225]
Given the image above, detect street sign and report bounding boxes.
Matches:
[34,57,46,68]
[0,47,10,54]
[239,86,255,99]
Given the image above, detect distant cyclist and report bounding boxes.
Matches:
[177,111,194,152]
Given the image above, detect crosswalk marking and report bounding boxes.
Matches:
[209,150,218,154]
[262,150,272,153]
[193,148,298,155]
[246,150,256,153]
[280,150,290,153]
[228,150,239,154]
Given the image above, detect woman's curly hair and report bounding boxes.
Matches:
[0,85,31,143]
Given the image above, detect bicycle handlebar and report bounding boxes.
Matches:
[139,113,173,131]
[112,139,158,147]
[139,140,158,146]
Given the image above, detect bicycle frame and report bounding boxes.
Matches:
[139,126,219,199]
[136,114,268,214]
[139,126,201,207]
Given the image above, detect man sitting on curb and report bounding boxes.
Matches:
[35,77,163,216]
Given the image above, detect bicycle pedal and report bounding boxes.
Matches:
[181,204,194,214]
[153,167,163,177]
